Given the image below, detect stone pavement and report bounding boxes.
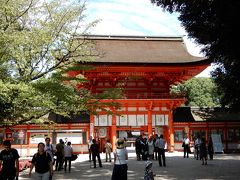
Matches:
[19,149,240,180]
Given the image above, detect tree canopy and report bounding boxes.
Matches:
[0,0,121,126]
[171,77,220,107]
[151,0,240,110]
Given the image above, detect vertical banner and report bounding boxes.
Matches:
[90,123,94,137]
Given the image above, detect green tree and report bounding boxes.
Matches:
[171,77,220,107]
[151,0,240,110]
[0,0,121,126]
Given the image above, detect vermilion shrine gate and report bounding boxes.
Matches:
[68,35,210,151]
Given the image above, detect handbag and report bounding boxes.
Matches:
[182,142,185,147]
[71,154,78,161]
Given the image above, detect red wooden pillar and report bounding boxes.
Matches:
[147,102,153,137]
[168,110,174,152]
[111,109,117,150]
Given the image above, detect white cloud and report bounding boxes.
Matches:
[86,0,183,36]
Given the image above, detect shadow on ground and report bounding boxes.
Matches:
[19,153,240,180]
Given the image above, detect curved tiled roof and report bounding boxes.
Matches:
[79,35,208,64]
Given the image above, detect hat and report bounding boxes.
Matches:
[145,161,153,169]
[116,138,125,149]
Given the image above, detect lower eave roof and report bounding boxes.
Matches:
[48,112,90,123]
[173,107,240,122]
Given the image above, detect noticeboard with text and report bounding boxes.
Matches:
[211,134,224,153]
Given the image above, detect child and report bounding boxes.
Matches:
[144,161,155,180]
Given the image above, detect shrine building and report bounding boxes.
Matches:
[2,35,240,155]
[68,35,210,151]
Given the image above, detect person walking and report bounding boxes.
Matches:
[200,137,208,165]
[44,137,55,164]
[0,140,20,180]
[208,137,214,160]
[111,138,128,180]
[55,139,65,171]
[183,135,190,158]
[104,139,112,162]
[64,141,73,172]
[90,139,102,168]
[155,134,166,167]
[29,142,53,180]
[194,136,201,160]
[88,136,93,162]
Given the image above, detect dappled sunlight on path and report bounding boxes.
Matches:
[19,150,240,180]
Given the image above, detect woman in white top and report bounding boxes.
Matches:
[64,141,73,172]
[147,137,154,160]
[111,138,128,180]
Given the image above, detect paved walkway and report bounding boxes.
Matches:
[19,150,240,180]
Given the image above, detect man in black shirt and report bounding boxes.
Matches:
[90,139,102,168]
[0,140,20,180]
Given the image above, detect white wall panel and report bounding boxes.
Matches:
[128,115,137,126]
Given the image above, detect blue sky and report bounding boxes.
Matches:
[85,0,212,77]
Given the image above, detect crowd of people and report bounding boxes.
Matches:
[0,134,215,180]
[183,135,214,165]
[28,137,74,180]
[135,134,166,167]
[0,137,74,180]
